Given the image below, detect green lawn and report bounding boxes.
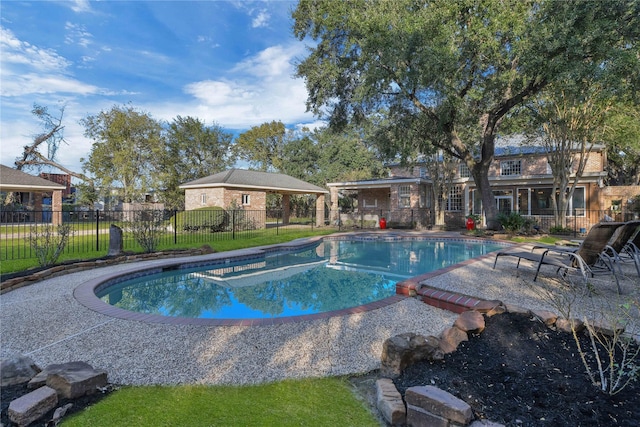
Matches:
[1,228,337,275]
[62,378,380,426]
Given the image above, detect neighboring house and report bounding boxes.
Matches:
[327,144,621,230]
[179,169,330,227]
[0,164,66,225]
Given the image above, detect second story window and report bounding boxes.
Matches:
[446,185,463,211]
[500,160,522,176]
[201,193,207,205]
[398,185,411,208]
[241,194,250,205]
[459,163,470,178]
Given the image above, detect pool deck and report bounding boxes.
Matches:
[2,230,638,386]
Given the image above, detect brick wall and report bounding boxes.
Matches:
[184,188,266,211]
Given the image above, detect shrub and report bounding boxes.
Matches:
[172,207,228,232]
[127,210,166,253]
[496,212,526,234]
[550,225,573,235]
[26,223,73,267]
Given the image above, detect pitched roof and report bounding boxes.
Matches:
[0,164,66,191]
[179,169,329,194]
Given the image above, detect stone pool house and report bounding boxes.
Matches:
[327,143,640,230]
[179,169,330,228]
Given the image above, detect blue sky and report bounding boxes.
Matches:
[0,0,320,175]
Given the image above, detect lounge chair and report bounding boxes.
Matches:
[618,222,640,277]
[604,220,640,261]
[493,222,624,290]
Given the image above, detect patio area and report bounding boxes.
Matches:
[1,231,638,386]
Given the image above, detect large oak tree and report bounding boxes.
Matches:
[292,0,639,228]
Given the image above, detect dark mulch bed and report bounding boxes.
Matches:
[394,312,640,426]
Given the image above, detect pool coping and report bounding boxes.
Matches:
[74,232,513,326]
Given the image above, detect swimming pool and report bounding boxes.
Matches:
[87,236,505,323]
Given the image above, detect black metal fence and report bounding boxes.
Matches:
[0,209,323,261]
[2,207,639,261]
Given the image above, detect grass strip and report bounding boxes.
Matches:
[62,378,379,427]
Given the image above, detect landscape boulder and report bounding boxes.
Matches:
[8,386,58,427]
[45,363,108,399]
[28,361,95,389]
[1,355,41,386]
[438,326,468,354]
[380,333,442,378]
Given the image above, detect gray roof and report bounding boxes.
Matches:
[179,169,329,194]
[0,164,66,191]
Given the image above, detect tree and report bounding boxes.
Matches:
[81,105,163,203]
[234,121,286,172]
[292,0,640,229]
[603,103,640,185]
[160,116,235,210]
[315,126,386,185]
[15,103,92,180]
[527,86,612,228]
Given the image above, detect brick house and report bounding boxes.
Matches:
[179,169,329,227]
[0,164,66,225]
[326,143,626,230]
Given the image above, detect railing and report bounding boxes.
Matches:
[2,207,638,261]
[0,209,323,261]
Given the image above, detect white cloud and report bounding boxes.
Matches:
[69,0,92,13]
[233,45,299,78]
[64,22,93,48]
[1,27,70,71]
[252,10,270,28]
[177,43,313,128]
[0,26,106,97]
[1,73,99,97]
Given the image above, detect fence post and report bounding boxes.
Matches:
[173,209,177,244]
[573,209,577,238]
[95,210,100,251]
[232,210,236,240]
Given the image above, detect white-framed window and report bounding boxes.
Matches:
[241,194,250,206]
[200,193,207,205]
[419,167,427,178]
[459,163,470,178]
[398,185,411,208]
[500,160,522,176]
[363,198,378,208]
[446,185,463,211]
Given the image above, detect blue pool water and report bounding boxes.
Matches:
[97,238,504,320]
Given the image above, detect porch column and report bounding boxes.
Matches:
[316,194,325,227]
[52,190,63,225]
[282,194,290,225]
[330,187,339,224]
[33,192,43,223]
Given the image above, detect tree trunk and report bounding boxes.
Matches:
[476,171,499,230]
[434,197,445,226]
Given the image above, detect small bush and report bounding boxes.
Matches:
[550,225,573,235]
[497,212,526,234]
[172,207,228,232]
[26,223,73,267]
[127,210,166,253]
